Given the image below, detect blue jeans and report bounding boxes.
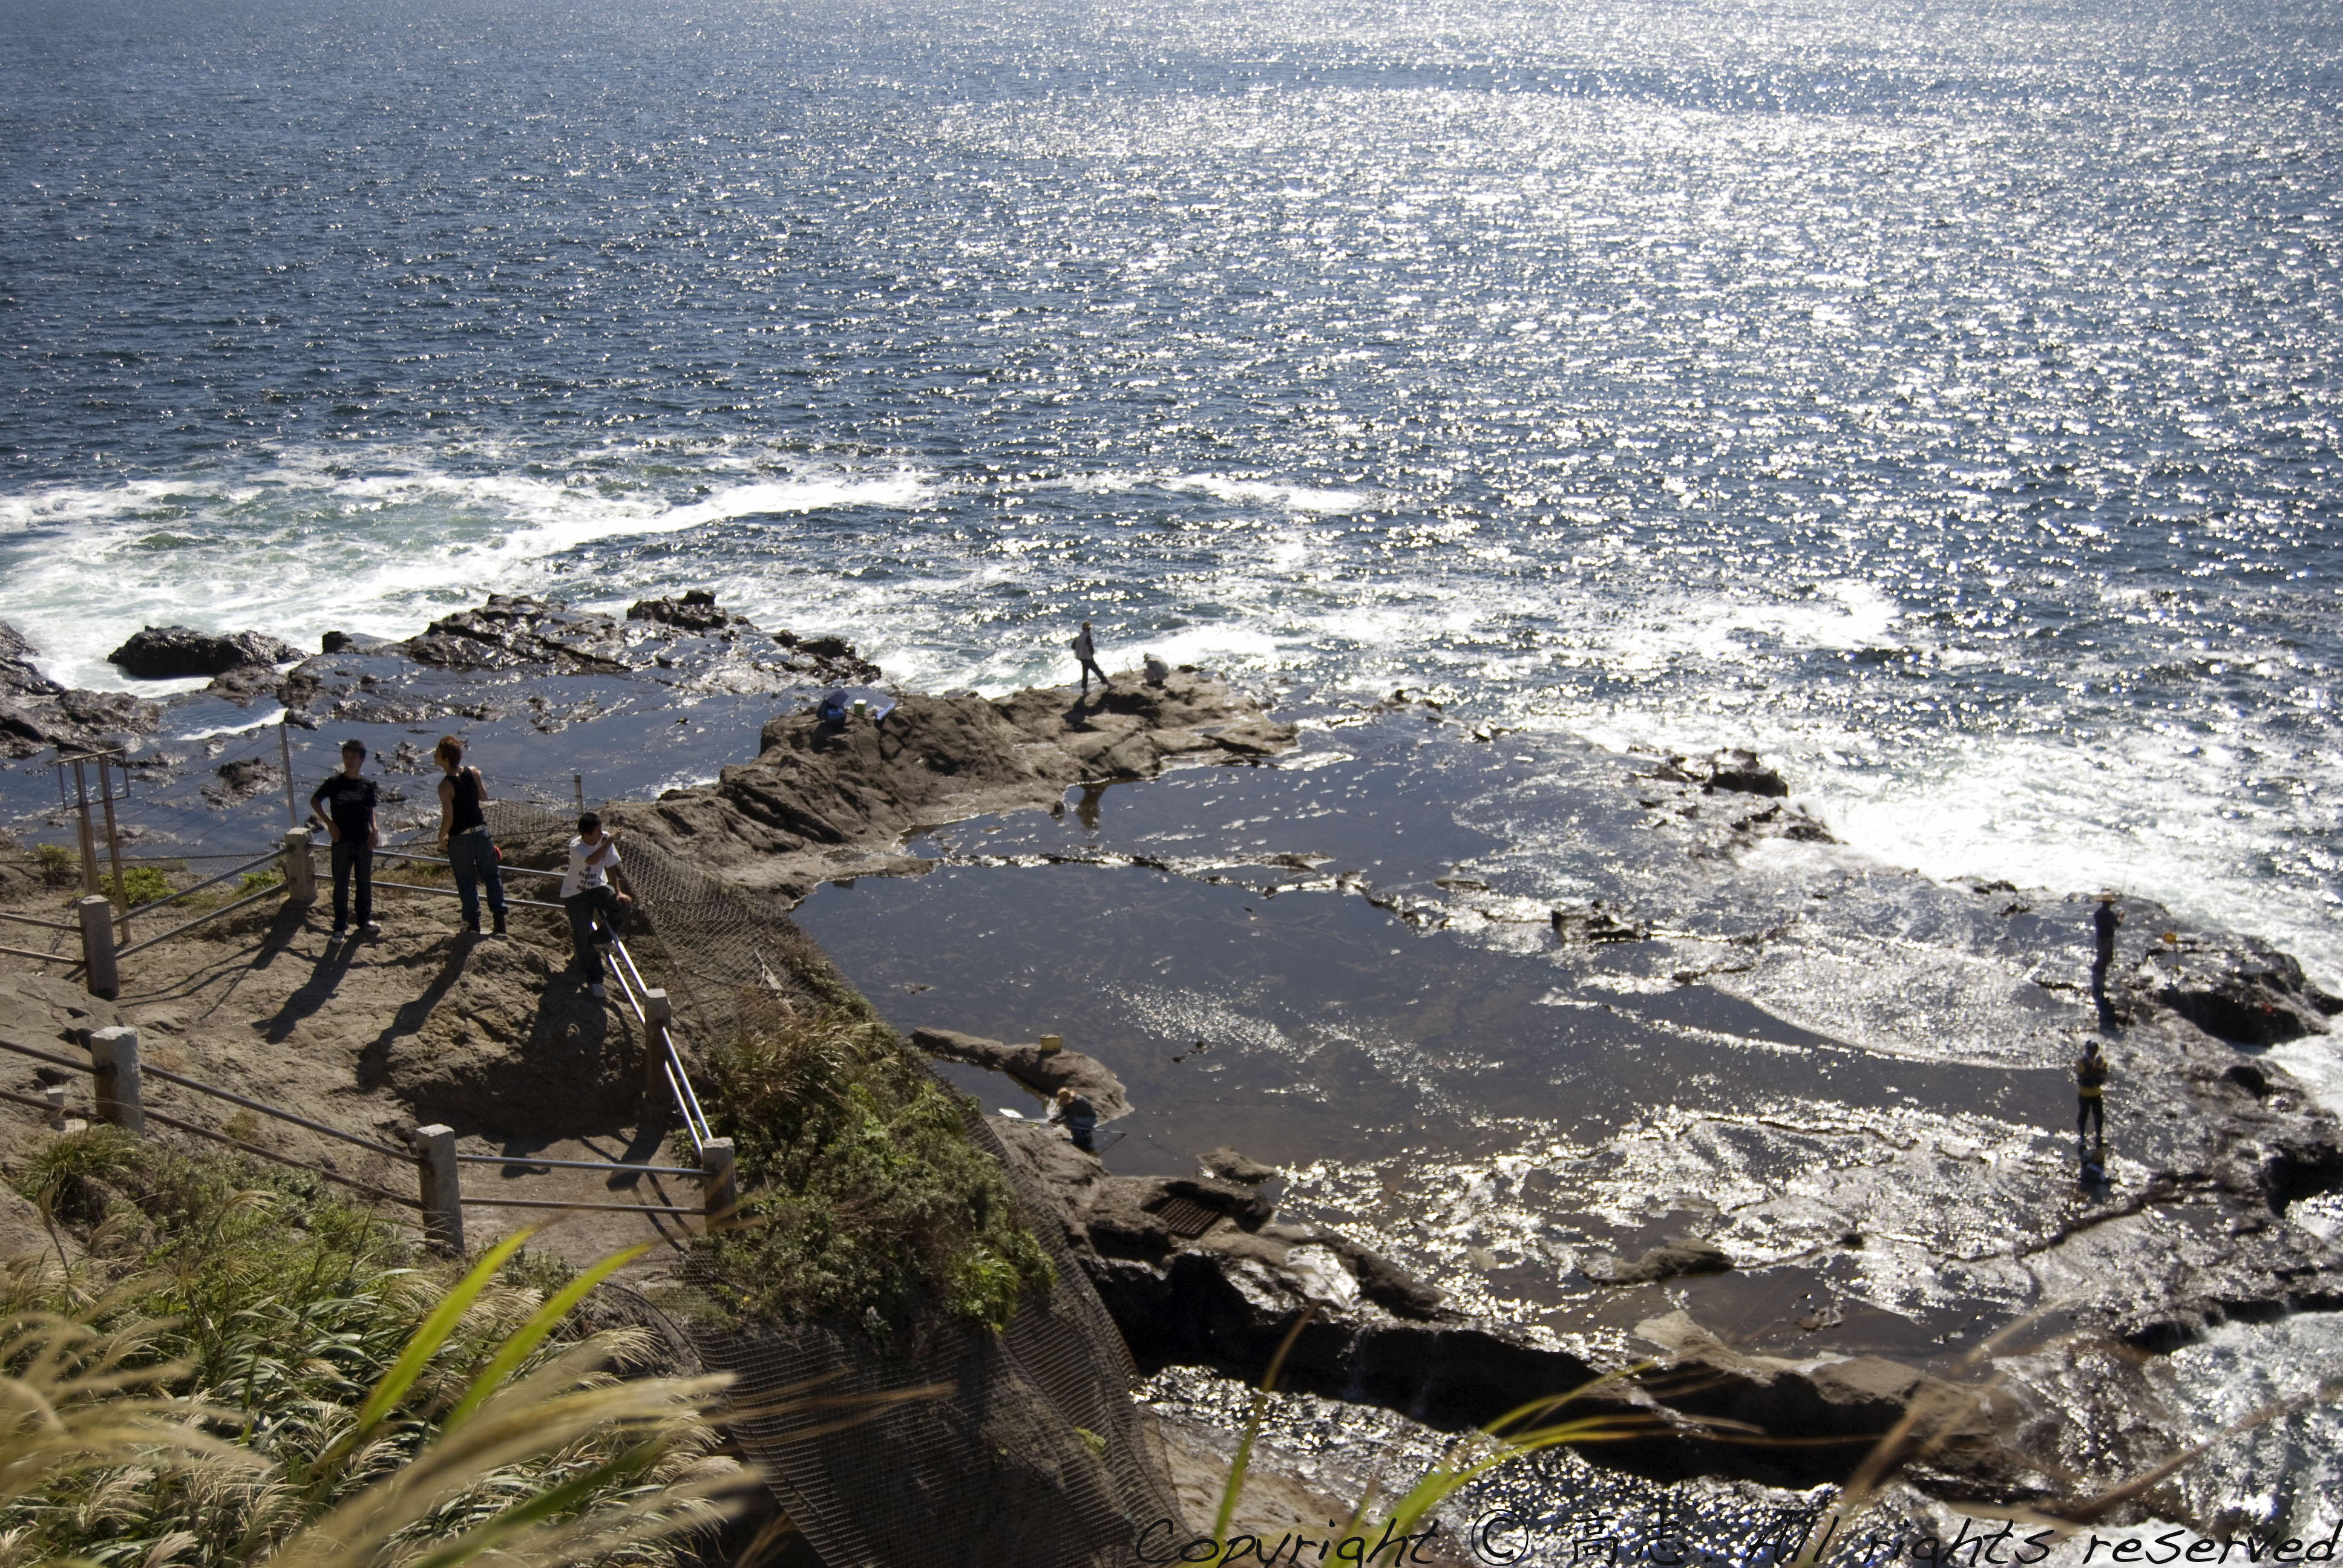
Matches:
[448,828,505,929]
[563,886,626,978]
[330,838,373,929]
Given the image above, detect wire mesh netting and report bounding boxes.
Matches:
[461,797,1187,1566]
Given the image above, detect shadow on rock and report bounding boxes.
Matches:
[362,936,645,1138]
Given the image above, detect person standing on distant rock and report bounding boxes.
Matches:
[2075,1038,2109,1149]
[434,735,505,938]
[1049,1086,1098,1153]
[2091,894,2123,999]
[1070,621,1107,695]
[560,812,631,1001]
[309,739,381,941]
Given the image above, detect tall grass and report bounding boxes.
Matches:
[2,1131,755,1568]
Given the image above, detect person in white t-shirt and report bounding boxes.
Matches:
[560,812,631,999]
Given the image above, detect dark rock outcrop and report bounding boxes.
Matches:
[911,1027,1130,1120]
[627,671,1294,894]
[1551,902,1651,943]
[319,630,392,655]
[0,624,62,701]
[627,590,733,633]
[399,596,634,673]
[0,622,163,759]
[202,757,282,807]
[2137,933,2341,1045]
[107,626,301,679]
[1587,1236,1734,1284]
[1199,1146,1280,1184]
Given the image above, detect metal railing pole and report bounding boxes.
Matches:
[88,1026,142,1134]
[97,754,129,942]
[282,827,315,906]
[71,760,99,895]
[77,897,118,999]
[416,1124,464,1255]
[280,721,298,829]
[701,1137,736,1232]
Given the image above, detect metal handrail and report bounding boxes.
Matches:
[0,942,77,967]
[457,1195,699,1216]
[0,909,80,933]
[0,1085,67,1118]
[384,848,564,881]
[665,1057,712,1152]
[114,884,280,958]
[140,1107,423,1210]
[113,849,283,927]
[139,1062,416,1161]
[606,953,650,1026]
[371,880,568,913]
[613,939,651,1000]
[113,886,283,961]
[0,1036,97,1075]
[453,1152,701,1177]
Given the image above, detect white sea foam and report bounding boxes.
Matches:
[1165,474,1374,514]
[0,455,934,691]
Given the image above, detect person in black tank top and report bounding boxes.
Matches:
[436,735,507,936]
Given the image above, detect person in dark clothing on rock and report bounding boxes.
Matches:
[1049,1087,1098,1152]
[1070,621,1107,694]
[434,734,505,938]
[309,740,381,941]
[2090,895,2123,998]
[2075,1039,2109,1149]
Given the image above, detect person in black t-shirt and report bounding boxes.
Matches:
[434,734,505,937]
[310,739,381,938]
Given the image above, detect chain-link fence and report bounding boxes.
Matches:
[459,798,1186,1567]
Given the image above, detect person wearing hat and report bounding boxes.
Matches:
[2090,895,2123,999]
[2075,1039,2109,1149]
[309,739,381,940]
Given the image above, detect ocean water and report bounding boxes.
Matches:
[2,0,2338,982]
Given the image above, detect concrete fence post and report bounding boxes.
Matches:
[281,827,315,906]
[641,988,673,1100]
[77,896,117,1000]
[88,1026,142,1135]
[415,1124,464,1256]
[701,1137,737,1232]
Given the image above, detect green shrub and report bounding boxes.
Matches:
[33,842,78,888]
[696,1000,1053,1336]
[238,865,284,893]
[111,863,177,910]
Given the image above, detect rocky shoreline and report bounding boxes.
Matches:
[5,593,2343,1548]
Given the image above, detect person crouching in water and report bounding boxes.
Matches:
[561,812,631,1001]
[434,736,506,938]
[1049,1087,1098,1153]
[2076,1039,2109,1151]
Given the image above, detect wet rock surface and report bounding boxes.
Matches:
[990,1117,2045,1494]
[622,668,1293,897]
[106,625,302,681]
[795,714,2343,1523]
[11,598,2343,1538]
[911,1027,1131,1120]
[0,620,165,758]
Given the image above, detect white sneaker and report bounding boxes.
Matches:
[362,922,384,939]
[588,981,606,1000]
